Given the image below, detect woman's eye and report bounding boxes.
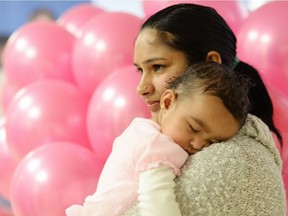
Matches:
[136,67,143,75]
[153,64,163,71]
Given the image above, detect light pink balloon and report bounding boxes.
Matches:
[57,3,104,38]
[10,142,104,216]
[199,1,248,34]
[5,80,91,160]
[72,12,142,95]
[268,86,288,149]
[0,208,13,216]
[267,85,288,155]
[2,21,76,88]
[237,2,288,97]
[87,66,150,162]
[164,0,248,34]
[0,118,18,200]
[142,0,168,17]
[0,80,21,115]
[268,86,288,198]
[267,85,288,208]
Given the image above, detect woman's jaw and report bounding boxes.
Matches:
[144,99,160,113]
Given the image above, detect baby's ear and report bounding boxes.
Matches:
[160,89,177,110]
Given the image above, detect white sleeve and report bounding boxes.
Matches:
[138,166,182,216]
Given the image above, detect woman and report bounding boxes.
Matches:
[123,3,286,215]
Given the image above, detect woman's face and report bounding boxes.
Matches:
[134,29,188,117]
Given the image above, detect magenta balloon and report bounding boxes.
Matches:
[2,21,76,88]
[0,118,18,200]
[57,3,104,38]
[10,142,104,216]
[87,66,150,162]
[237,2,288,96]
[5,80,91,160]
[72,12,142,95]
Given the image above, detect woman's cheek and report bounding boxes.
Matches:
[154,78,168,94]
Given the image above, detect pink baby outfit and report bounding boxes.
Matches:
[66,118,188,216]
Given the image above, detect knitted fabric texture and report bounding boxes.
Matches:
[122,114,286,216]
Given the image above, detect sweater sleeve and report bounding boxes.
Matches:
[138,166,182,216]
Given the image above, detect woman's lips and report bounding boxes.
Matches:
[145,100,160,112]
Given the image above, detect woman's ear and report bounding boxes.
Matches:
[206,51,222,63]
[160,89,177,111]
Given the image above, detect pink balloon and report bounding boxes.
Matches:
[141,1,248,38]
[164,0,248,34]
[198,1,248,34]
[268,86,288,149]
[237,2,288,97]
[0,80,21,115]
[268,85,288,154]
[57,3,104,38]
[268,85,288,203]
[272,133,281,156]
[10,142,104,216]
[87,66,150,162]
[0,118,18,200]
[5,80,90,160]
[0,208,13,216]
[142,0,168,17]
[266,84,288,210]
[72,12,142,95]
[2,21,76,88]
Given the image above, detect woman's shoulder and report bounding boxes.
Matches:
[122,115,286,216]
[187,114,282,170]
[173,114,286,215]
[179,113,282,182]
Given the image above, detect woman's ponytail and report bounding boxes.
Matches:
[235,60,282,145]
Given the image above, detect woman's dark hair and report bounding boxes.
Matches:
[140,3,282,144]
[169,61,251,127]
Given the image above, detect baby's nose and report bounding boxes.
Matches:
[190,139,207,151]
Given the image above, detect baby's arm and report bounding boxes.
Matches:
[138,166,182,216]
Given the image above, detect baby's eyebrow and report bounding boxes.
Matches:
[189,116,211,133]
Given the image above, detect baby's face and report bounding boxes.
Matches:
[159,91,240,154]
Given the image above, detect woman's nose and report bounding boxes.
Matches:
[136,77,153,96]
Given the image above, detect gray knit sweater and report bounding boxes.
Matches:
[122,114,286,216]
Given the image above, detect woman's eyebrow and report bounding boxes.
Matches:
[134,57,167,67]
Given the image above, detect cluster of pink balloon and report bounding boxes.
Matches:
[0,1,287,216]
[143,0,249,34]
[0,3,149,216]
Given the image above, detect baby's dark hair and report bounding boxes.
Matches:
[169,61,251,126]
